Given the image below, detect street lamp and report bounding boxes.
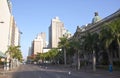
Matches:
[0,21,4,23]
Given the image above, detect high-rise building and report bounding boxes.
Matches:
[14,25,20,46]
[49,17,66,48]
[32,34,44,55]
[28,47,32,56]
[0,0,20,70]
[0,0,12,53]
[39,32,46,48]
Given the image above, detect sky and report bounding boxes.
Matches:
[11,0,120,59]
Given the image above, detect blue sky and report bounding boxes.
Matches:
[11,0,120,59]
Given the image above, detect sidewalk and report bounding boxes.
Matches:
[0,66,19,78]
[0,68,9,78]
[50,64,120,78]
[71,66,120,78]
[78,68,120,78]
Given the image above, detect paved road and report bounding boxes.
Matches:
[11,64,119,78]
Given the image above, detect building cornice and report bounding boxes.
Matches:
[7,0,12,13]
[74,9,120,37]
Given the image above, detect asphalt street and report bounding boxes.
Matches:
[10,64,120,78]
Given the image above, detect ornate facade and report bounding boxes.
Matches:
[73,9,120,64]
[74,9,120,38]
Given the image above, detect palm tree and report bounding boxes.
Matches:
[6,45,23,69]
[13,49,23,62]
[69,38,82,70]
[47,48,59,63]
[100,18,120,66]
[82,32,99,71]
[107,19,120,60]
[58,36,69,65]
[55,49,64,64]
[6,46,22,59]
[91,33,99,71]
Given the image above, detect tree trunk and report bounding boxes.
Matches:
[64,48,66,65]
[93,50,96,71]
[106,48,113,72]
[77,50,80,70]
[118,44,120,60]
[106,48,113,65]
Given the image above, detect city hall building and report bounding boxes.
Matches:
[73,9,120,64]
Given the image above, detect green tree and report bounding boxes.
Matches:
[100,18,120,65]
[107,19,120,60]
[58,36,69,65]
[35,53,41,62]
[13,49,23,62]
[6,45,23,61]
[69,38,82,70]
[82,32,99,71]
[6,45,23,69]
[48,48,59,63]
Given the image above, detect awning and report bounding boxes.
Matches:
[0,51,7,58]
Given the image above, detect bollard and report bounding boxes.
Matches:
[109,64,113,72]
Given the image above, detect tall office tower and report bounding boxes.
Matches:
[39,32,46,48]
[49,17,66,48]
[9,16,20,46]
[0,0,12,53]
[14,26,20,46]
[32,34,44,55]
[28,47,32,56]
